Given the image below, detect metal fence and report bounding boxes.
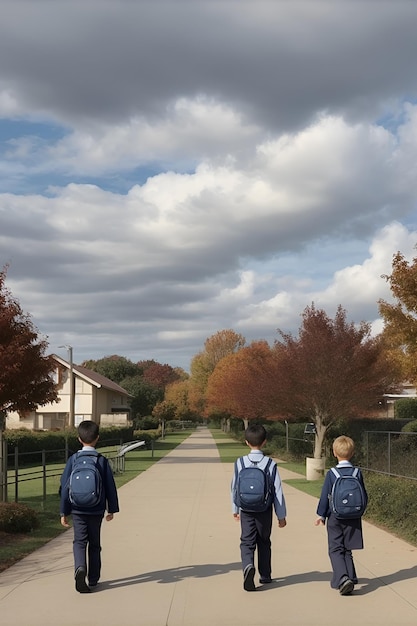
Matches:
[363,430,417,480]
[2,438,149,504]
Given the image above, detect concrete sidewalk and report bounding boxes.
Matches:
[1,427,417,625]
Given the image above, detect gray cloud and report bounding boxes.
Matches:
[1,1,417,369]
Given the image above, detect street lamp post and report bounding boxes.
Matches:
[59,345,75,429]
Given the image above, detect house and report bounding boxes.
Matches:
[375,381,417,418]
[6,354,132,431]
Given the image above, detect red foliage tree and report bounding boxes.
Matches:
[274,304,401,458]
[0,268,58,420]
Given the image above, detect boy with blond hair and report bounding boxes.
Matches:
[315,435,367,595]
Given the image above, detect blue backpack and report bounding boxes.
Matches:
[329,467,367,519]
[233,457,276,513]
[69,451,103,508]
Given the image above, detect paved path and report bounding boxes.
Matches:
[1,427,417,625]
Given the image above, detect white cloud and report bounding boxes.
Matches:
[1,3,417,369]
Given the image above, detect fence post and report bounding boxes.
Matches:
[388,432,391,476]
[42,450,47,503]
[14,446,19,503]
[0,436,7,503]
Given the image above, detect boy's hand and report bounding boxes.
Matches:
[105,513,114,521]
[233,513,240,521]
[60,515,70,528]
[314,517,325,526]
[278,518,286,528]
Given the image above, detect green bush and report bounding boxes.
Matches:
[395,398,417,421]
[5,426,135,466]
[365,472,417,545]
[0,503,40,533]
[402,419,417,433]
[132,429,160,448]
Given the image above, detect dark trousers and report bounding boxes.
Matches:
[327,514,361,588]
[72,513,103,585]
[240,508,273,580]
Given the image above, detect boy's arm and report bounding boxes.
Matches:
[316,470,332,521]
[103,459,120,514]
[231,460,240,516]
[272,463,287,522]
[59,457,73,517]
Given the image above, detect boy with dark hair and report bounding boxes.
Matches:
[231,423,287,591]
[315,435,368,595]
[60,420,119,593]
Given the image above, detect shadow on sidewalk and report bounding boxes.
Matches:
[95,562,242,590]
[254,564,417,595]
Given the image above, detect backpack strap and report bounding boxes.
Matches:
[332,466,358,478]
[269,459,277,482]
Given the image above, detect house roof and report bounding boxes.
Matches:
[52,355,132,396]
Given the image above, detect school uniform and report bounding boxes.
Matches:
[316,460,368,589]
[231,450,286,582]
[60,446,119,586]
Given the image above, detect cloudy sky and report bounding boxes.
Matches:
[1,1,417,371]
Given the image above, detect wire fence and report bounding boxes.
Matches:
[362,430,417,481]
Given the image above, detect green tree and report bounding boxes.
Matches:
[81,355,139,384]
[120,375,163,418]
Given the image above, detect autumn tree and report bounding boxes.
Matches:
[0,267,58,422]
[190,329,246,393]
[206,341,279,428]
[274,304,400,459]
[137,360,184,390]
[164,380,198,421]
[379,250,417,380]
[0,268,58,500]
[189,329,246,418]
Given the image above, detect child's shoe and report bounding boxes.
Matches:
[75,566,90,593]
[339,577,354,595]
[243,564,256,591]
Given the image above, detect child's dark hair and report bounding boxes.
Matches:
[245,423,267,447]
[78,420,99,444]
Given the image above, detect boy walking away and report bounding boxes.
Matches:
[231,423,287,591]
[60,420,119,593]
[315,435,368,595]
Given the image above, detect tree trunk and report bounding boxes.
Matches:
[313,420,327,459]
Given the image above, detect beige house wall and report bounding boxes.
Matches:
[6,362,130,431]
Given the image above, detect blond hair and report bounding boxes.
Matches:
[333,435,354,460]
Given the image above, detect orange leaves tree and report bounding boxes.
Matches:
[206,341,279,428]
[190,329,246,417]
[0,268,58,423]
[274,304,400,459]
[379,250,417,380]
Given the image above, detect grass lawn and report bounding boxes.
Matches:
[0,431,192,573]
